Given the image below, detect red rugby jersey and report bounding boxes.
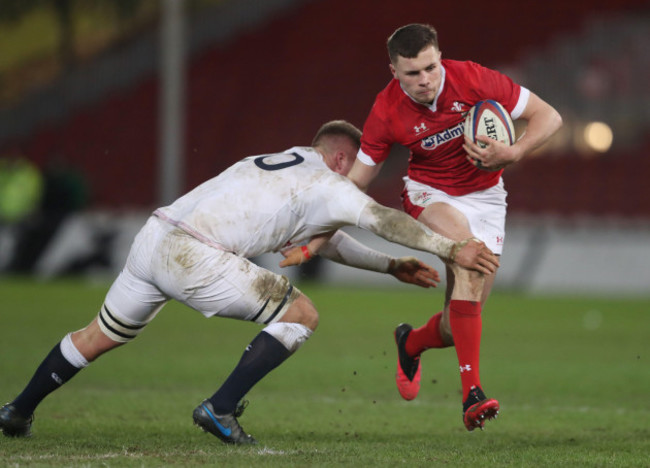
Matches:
[359,59,525,196]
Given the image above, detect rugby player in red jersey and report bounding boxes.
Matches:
[350,24,562,431]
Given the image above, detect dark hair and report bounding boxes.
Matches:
[312,120,361,148]
[387,24,439,63]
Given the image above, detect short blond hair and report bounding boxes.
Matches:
[311,120,361,149]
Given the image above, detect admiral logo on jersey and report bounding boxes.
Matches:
[420,121,464,150]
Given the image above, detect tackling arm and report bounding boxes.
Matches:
[318,230,392,272]
[320,230,440,288]
[280,230,441,288]
[279,157,383,265]
[358,201,500,274]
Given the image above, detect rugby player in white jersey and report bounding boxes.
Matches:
[0,120,498,444]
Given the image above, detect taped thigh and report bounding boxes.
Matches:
[98,303,148,343]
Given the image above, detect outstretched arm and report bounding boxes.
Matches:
[278,156,385,267]
[319,230,440,288]
[358,201,499,274]
[280,230,440,288]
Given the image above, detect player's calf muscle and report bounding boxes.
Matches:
[71,319,124,362]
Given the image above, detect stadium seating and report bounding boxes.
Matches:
[0,0,648,218]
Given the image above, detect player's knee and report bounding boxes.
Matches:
[449,266,485,301]
[452,264,484,282]
[266,295,317,353]
[292,294,320,331]
[440,322,454,345]
[281,294,319,331]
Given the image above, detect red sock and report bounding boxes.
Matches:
[449,300,482,402]
[405,311,448,356]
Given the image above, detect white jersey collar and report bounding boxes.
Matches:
[284,146,330,169]
[286,146,323,161]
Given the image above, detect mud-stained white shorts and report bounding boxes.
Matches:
[99,216,300,342]
[401,177,507,254]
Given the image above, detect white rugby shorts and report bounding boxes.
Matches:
[99,216,299,342]
[402,177,507,254]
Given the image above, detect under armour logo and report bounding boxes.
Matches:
[459,364,472,373]
[414,122,428,134]
[451,101,465,112]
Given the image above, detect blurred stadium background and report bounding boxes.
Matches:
[0,0,649,295]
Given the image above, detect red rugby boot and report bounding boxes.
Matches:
[394,323,421,400]
[462,386,499,431]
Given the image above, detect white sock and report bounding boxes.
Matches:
[262,322,313,353]
[60,333,89,368]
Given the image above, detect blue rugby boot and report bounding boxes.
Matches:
[193,399,256,445]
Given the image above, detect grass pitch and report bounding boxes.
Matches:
[0,277,648,467]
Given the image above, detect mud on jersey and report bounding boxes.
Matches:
[154,147,373,258]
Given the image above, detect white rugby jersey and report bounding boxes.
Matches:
[154,146,373,258]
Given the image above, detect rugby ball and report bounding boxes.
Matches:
[464,100,515,170]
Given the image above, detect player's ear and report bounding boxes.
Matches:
[389,63,397,78]
[335,152,345,171]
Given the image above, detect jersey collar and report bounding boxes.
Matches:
[285,146,327,166]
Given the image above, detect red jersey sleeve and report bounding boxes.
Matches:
[359,80,402,164]
[458,61,521,113]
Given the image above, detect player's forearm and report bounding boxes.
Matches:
[318,230,393,273]
[358,201,456,261]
